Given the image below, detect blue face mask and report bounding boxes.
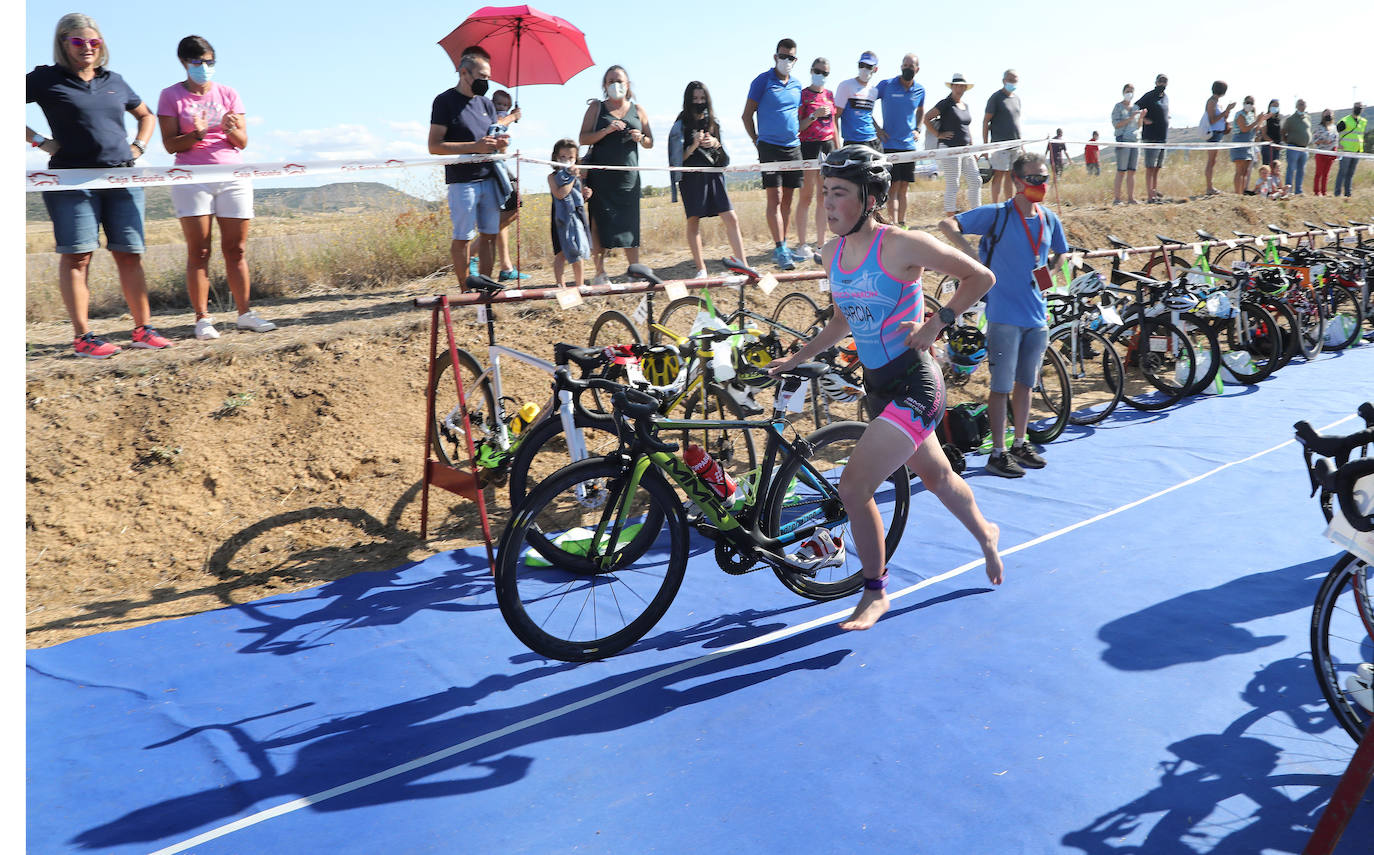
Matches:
[1004,82,1016,92]
[188,63,215,84]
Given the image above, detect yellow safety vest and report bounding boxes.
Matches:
[1338,115,1367,152]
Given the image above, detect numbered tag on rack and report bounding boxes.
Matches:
[1190,244,1203,256]
[756,273,778,295]
[817,278,830,292]
[1327,230,1337,242]
[555,286,584,309]
[1117,250,1129,262]
[632,296,649,326]
[664,280,688,301]
[1223,239,1238,249]
[779,381,808,413]
[475,305,488,324]
[940,278,957,296]
[1253,237,1266,248]
[1099,303,1124,326]
[1069,253,1085,270]
[1278,236,1290,247]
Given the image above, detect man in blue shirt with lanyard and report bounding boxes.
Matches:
[743,38,804,270]
[876,52,925,227]
[939,152,1067,478]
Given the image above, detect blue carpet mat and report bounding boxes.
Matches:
[28,345,1374,854]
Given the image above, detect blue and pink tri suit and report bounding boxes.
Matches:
[829,225,944,449]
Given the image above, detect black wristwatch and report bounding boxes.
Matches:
[937,306,956,327]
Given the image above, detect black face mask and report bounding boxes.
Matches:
[901,67,915,81]
[469,77,489,97]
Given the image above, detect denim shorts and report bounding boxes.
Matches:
[446,177,503,240]
[1143,145,1167,169]
[986,322,1049,394]
[1115,143,1139,172]
[43,187,146,254]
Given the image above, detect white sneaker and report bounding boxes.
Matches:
[236,310,277,332]
[590,273,610,286]
[693,268,708,279]
[194,317,220,340]
[1347,663,1374,714]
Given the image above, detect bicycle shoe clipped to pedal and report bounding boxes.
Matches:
[1348,663,1374,714]
[720,381,765,417]
[781,529,846,577]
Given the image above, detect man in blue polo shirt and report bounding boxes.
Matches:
[876,52,925,227]
[743,37,804,270]
[939,152,1066,478]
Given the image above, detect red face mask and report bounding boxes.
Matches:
[1019,182,1047,203]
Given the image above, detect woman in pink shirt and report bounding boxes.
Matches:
[158,35,274,340]
[794,57,836,260]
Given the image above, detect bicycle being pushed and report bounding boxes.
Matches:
[494,365,912,662]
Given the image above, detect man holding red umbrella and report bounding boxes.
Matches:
[428,46,509,287]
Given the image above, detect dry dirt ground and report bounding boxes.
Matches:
[24,192,1371,648]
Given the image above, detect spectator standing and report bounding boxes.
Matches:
[794,57,836,259]
[833,51,881,149]
[924,72,981,216]
[1260,98,1282,167]
[487,89,528,282]
[1282,99,1311,195]
[1202,81,1235,196]
[27,12,166,358]
[547,139,592,288]
[1047,129,1068,177]
[667,81,748,278]
[1231,97,1259,195]
[1084,132,1101,176]
[939,152,1066,479]
[983,70,1022,203]
[580,65,653,285]
[1111,83,1144,205]
[1312,110,1339,196]
[1135,74,1170,203]
[743,38,804,271]
[1334,102,1366,198]
[876,53,925,227]
[157,35,274,341]
[428,46,508,289]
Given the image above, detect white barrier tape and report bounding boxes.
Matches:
[1271,141,1374,160]
[1064,137,1374,160]
[24,152,514,193]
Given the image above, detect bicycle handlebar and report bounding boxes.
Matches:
[1313,457,1374,533]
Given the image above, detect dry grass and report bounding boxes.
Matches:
[24,156,1372,323]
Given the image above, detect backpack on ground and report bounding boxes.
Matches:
[940,402,990,453]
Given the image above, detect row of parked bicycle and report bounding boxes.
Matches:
[421,219,1371,660]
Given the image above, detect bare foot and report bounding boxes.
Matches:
[982,523,1004,585]
[839,587,890,631]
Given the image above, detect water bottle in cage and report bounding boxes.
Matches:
[509,402,540,436]
[684,443,737,505]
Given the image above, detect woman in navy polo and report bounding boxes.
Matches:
[26,12,168,358]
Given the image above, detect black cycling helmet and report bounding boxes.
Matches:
[820,145,891,236]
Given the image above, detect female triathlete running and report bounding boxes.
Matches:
[769,145,1003,630]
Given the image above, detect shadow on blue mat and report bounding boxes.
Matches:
[1062,655,1359,854]
[69,619,855,849]
[1098,555,1336,671]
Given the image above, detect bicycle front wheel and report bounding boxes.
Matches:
[770,290,824,347]
[429,347,498,470]
[507,408,620,509]
[496,457,688,662]
[1310,553,1374,744]
[1026,345,1072,442]
[1219,301,1282,383]
[765,421,911,601]
[587,310,640,415]
[1321,283,1366,351]
[1050,325,1125,425]
[1110,317,1197,411]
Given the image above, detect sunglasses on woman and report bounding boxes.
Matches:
[187,58,216,67]
[1017,174,1049,186]
[68,37,103,48]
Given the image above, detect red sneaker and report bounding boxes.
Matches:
[130,325,172,349]
[73,332,122,359]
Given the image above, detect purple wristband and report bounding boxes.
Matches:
[863,572,888,591]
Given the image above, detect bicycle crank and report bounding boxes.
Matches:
[715,540,760,575]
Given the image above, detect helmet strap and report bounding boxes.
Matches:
[841,188,873,237]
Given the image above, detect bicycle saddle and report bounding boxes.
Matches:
[1195,229,1217,242]
[1232,230,1256,239]
[625,263,663,285]
[553,342,612,373]
[1155,235,1187,247]
[1106,234,1131,249]
[1268,224,1294,236]
[463,273,504,294]
[721,256,761,280]
[777,362,832,380]
[1303,221,1323,231]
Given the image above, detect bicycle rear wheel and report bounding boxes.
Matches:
[1050,325,1125,426]
[587,310,640,415]
[1289,289,1327,360]
[507,408,620,509]
[1320,283,1366,351]
[1109,317,1197,411]
[1310,553,1374,744]
[765,421,911,601]
[1027,345,1072,442]
[668,380,758,486]
[1218,302,1281,383]
[496,457,688,662]
[429,347,498,470]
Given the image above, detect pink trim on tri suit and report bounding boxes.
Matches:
[877,404,938,452]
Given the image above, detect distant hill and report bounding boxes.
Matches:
[26,181,432,222]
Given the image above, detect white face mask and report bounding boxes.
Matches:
[496,108,511,118]
[811,73,826,88]
[606,81,627,100]
[857,68,872,84]
[775,57,795,74]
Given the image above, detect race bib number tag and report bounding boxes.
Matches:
[555,287,584,309]
[632,297,649,326]
[780,382,808,413]
[940,278,957,295]
[1149,335,1168,353]
[664,281,688,301]
[757,273,778,295]
[1223,239,1238,249]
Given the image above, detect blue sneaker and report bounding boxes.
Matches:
[498,268,531,282]
[790,243,813,262]
[773,245,796,271]
[468,257,478,276]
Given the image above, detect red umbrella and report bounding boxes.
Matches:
[438,5,593,89]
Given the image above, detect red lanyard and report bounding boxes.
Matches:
[1016,204,1045,263]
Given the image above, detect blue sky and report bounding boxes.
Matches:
[19,0,1369,200]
